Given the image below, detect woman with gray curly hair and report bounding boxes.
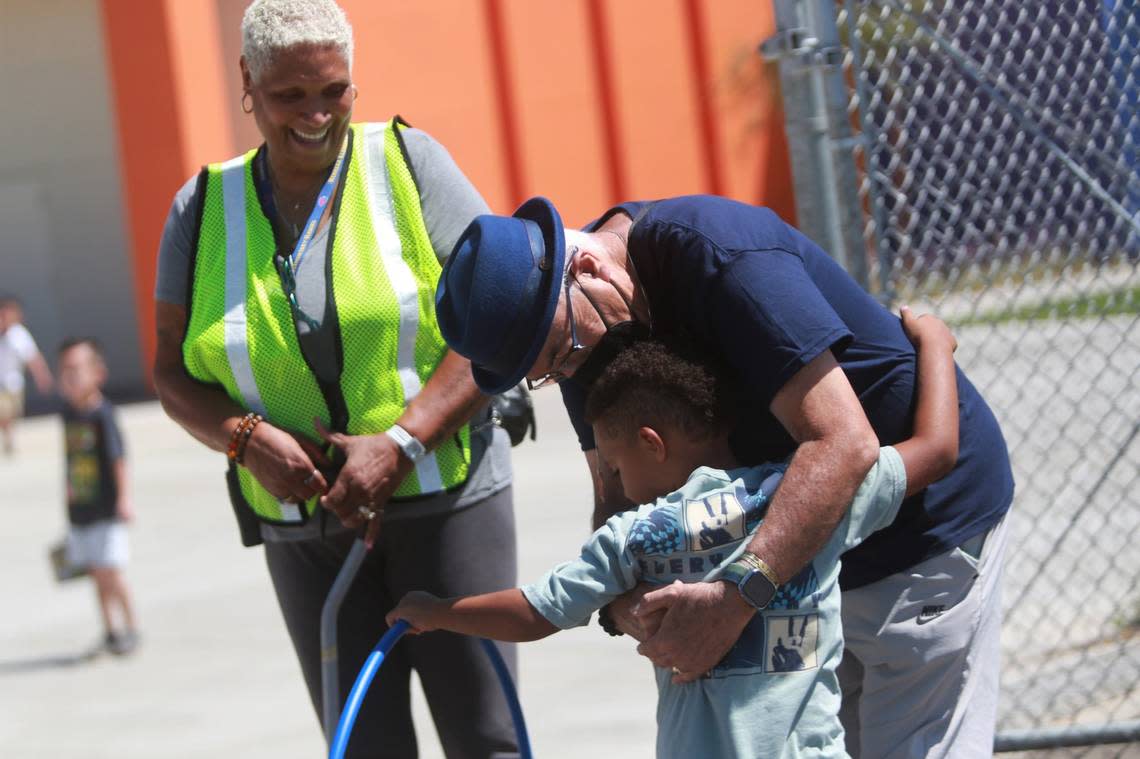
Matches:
[152,1,520,756]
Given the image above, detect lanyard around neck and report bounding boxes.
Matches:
[260,136,349,272]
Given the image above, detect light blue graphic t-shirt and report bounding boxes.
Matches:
[522,446,907,759]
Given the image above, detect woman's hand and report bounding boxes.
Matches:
[242,421,331,504]
[315,418,414,548]
[386,591,442,634]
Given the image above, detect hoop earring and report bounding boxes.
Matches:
[241,91,253,114]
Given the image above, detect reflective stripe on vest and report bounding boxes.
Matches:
[359,123,442,492]
[221,152,304,524]
[183,120,470,525]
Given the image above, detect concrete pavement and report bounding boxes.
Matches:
[0,391,658,758]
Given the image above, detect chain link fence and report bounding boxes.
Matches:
[767,0,1140,754]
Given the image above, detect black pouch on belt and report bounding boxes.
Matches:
[485,382,537,446]
[226,463,266,548]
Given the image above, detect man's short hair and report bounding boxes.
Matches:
[585,341,730,442]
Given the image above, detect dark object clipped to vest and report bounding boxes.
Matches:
[485,383,536,446]
[227,464,267,547]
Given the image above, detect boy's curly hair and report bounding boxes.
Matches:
[584,341,730,442]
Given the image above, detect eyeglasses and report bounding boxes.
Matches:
[527,249,585,390]
[274,254,321,333]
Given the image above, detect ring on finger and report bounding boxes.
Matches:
[671,666,682,675]
[357,505,377,521]
[303,469,320,488]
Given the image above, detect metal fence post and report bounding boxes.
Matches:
[774,0,1140,754]
[765,0,868,289]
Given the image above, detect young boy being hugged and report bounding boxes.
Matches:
[58,338,139,655]
[389,309,960,758]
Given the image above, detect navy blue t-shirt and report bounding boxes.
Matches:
[561,195,1014,589]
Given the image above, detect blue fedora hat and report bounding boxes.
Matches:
[436,197,566,394]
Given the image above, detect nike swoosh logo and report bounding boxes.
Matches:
[917,605,946,624]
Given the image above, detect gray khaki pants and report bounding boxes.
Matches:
[838,512,1010,758]
[265,486,519,759]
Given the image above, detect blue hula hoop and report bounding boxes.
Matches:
[328,619,533,759]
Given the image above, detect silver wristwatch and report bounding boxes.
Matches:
[720,552,780,611]
[385,424,427,464]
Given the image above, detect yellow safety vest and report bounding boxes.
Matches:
[183,119,470,525]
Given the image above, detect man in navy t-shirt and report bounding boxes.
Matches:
[435,195,1014,758]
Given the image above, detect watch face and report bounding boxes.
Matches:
[741,570,778,610]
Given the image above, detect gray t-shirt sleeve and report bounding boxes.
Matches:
[154,174,202,306]
[400,127,491,263]
[520,511,640,629]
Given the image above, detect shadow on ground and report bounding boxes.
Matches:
[0,646,102,676]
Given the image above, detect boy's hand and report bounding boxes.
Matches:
[116,499,135,523]
[900,305,957,353]
[386,591,442,634]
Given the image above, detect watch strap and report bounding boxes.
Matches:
[385,424,427,463]
[720,561,750,586]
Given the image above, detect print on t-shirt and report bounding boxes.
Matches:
[627,467,785,580]
[620,464,823,675]
[766,613,820,673]
[66,421,100,504]
[685,490,747,551]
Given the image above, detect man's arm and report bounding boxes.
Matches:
[387,589,558,642]
[634,350,879,680]
[740,351,881,580]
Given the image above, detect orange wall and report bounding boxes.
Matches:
[99,0,234,382]
[100,0,793,381]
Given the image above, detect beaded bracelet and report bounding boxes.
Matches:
[235,414,263,464]
[225,414,251,461]
[226,412,263,464]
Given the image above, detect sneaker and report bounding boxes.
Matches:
[106,629,140,656]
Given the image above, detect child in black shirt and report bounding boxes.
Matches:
[59,338,138,655]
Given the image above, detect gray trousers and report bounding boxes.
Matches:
[264,486,519,759]
[838,512,1010,758]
